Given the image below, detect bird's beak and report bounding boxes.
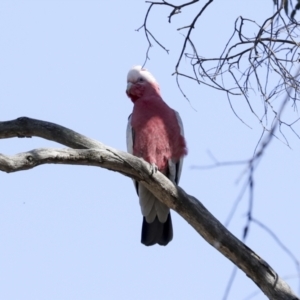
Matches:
[126,82,132,94]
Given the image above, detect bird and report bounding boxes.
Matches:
[126,65,187,246]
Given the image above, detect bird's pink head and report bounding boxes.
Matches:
[126,66,160,102]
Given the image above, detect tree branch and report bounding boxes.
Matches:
[0,117,298,300]
[140,1,300,142]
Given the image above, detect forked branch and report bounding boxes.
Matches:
[0,117,298,300]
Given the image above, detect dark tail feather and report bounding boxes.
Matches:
[141,213,173,246]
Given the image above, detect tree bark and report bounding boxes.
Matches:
[0,117,298,300]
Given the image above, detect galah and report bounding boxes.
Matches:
[126,66,187,246]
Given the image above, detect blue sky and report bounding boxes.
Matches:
[1,1,300,299]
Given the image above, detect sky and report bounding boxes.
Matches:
[0,1,300,299]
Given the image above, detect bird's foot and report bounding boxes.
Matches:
[150,163,158,176]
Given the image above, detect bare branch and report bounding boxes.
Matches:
[139,1,300,140]
[0,116,299,300]
[136,3,169,67]
[0,116,105,149]
[146,0,199,23]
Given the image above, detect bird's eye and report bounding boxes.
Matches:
[138,77,144,82]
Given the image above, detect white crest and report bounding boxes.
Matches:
[127,65,157,84]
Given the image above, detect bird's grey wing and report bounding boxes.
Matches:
[168,110,185,184]
[126,114,138,194]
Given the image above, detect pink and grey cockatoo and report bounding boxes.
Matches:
[126,66,187,246]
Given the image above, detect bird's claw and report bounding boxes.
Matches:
[150,163,158,176]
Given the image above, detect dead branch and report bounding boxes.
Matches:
[0,116,298,300]
[139,0,300,139]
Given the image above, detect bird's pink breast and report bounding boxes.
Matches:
[131,97,187,172]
